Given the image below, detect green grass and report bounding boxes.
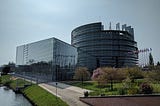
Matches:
[0,75,11,84]
[10,79,31,90]
[66,80,160,96]
[66,81,125,96]
[152,83,160,93]
[70,81,99,91]
[0,75,31,90]
[23,85,68,106]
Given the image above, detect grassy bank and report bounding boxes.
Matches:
[0,75,68,106]
[0,75,11,85]
[23,85,68,106]
[0,75,31,90]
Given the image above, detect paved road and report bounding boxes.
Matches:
[39,82,89,106]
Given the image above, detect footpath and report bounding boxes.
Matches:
[39,82,90,106]
[14,75,89,106]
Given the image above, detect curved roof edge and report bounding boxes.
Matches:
[71,22,102,33]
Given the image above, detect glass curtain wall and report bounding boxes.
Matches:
[16,38,77,82]
[71,22,138,69]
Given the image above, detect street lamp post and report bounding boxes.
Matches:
[56,82,58,100]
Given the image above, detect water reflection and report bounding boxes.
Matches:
[0,86,32,106]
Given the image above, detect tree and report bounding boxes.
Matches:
[8,62,15,66]
[116,68,127,81]
[140,82,153,94]
[148,70,160,83]
[92,68,107,87]
[1,65,10,75]
[74,67,90,82]
[126,67,144,82]
[149,53,154,66]
[92,67,126,90]
[157,61,160,66]
[102,67,127,90]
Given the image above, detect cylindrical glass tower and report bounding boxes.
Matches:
[71,22,138,69]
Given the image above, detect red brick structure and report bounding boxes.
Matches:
[80,95,160,106]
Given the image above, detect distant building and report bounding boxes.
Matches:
[71,22,138,69]
[16,37,77,82]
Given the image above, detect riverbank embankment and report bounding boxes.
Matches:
[0,75,68,106]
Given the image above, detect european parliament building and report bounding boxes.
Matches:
[16,22,138,81]
[71,22,138,69]
[16,37,77,82]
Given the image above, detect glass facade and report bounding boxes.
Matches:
[16,38,77,82]
[71,22,138,69]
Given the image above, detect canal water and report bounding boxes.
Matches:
[0,86,32,106]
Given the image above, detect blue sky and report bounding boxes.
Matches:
[0,0,160,65]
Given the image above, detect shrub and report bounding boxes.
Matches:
[140,82,153,94]
[127,88,139,95]
[84,91,89,97]
[3,80,12,86]
[118,88,126,95]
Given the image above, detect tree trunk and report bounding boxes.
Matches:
[111,79,113,91]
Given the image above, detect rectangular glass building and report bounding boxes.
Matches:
[16,37,77,82]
